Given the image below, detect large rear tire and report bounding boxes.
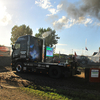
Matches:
[15,62,23,73]
[49,66,61,78]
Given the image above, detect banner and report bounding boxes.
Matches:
[0,46,11,56]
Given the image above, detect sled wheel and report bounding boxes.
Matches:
[16,62,23,73]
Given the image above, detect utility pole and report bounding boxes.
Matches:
[59,51,60,58]
[72,49,73,55]
[82,48,83,55]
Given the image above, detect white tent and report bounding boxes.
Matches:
[88,52,100,63]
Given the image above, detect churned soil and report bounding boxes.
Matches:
[0,66,40,100]
[0,88,40,100]
[0,66,100,100]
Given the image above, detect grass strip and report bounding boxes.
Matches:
[20,85,100,100]
[21,87,71,100]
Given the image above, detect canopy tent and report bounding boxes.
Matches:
[88,52,100,63]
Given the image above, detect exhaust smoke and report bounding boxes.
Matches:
[53,0,100,30]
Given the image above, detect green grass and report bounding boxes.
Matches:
[20,85,100,100]
[21,87,70,100]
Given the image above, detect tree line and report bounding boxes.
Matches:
[10,25,60,50]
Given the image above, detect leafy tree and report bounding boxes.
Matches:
[53,53,59,57]
[10,24,33,45]
[35,27,60,47]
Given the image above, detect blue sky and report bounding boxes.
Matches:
[0,0,100,56]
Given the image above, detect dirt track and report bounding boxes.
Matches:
[0,66,41,100]
[1,66,100,100]
[0,88,40,100]
[0,66,86,89]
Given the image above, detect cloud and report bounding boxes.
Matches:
[53,16,68,29]
[47,8,59,16]
[0,3,11,26]
[35,0,52,9]
[47,4,63,16]
[46,9,58,17]
[35,0,100,29]
[53,16,92,30]
[35,0,62,16]
[97,23,100,26]
[94,22,100,26]
[36,28,39,31]
[57,4,63,10]
[55,48,68,54]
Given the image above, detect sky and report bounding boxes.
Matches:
[0,0,100,56]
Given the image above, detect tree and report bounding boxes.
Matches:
[10,24,33,45]
[35,27,60,48]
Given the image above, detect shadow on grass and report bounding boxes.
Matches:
[15,71,100,100]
